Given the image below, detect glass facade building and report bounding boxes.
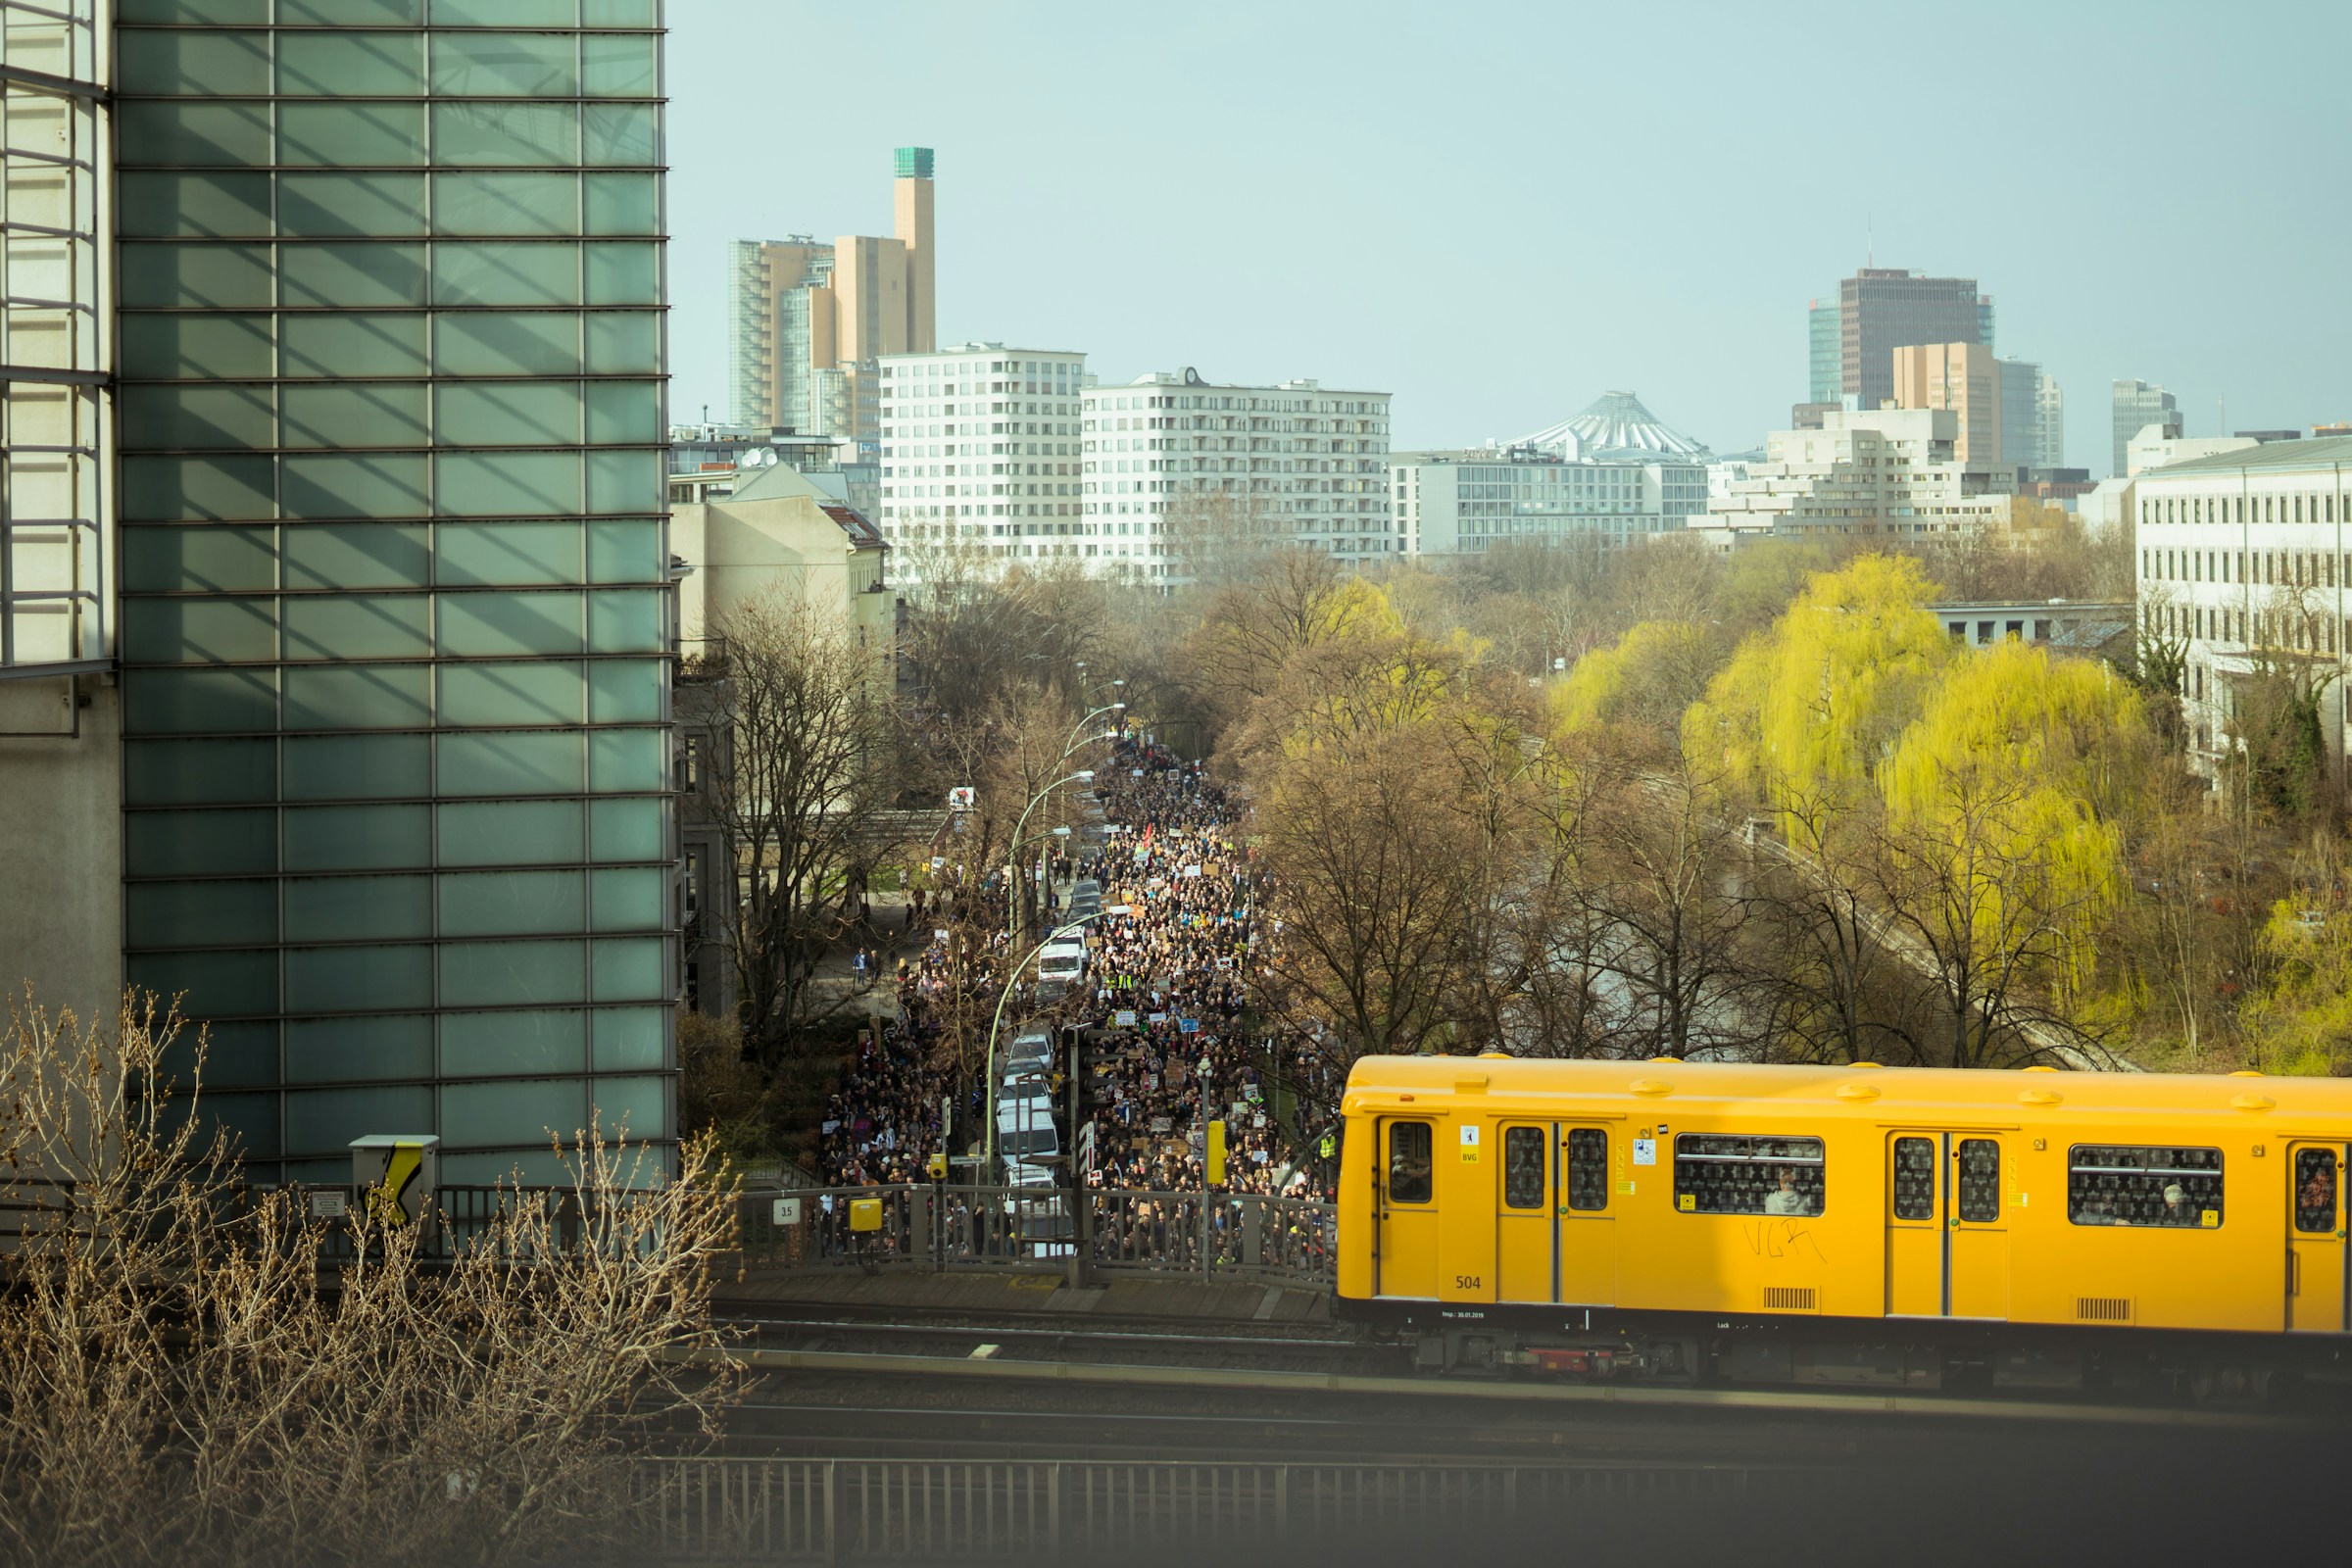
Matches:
[112,0,675,1184]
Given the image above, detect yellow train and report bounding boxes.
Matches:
[1337,1055,2352,1396]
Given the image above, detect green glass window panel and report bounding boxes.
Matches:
[117,172,272,239]
[120,0,269,22]
[282,243,428,309]
[433,242,579,307]
[590,1074,662,1140]
[434,311,579,376]
[432,172,579,236]
[582,380,659,446]
[175,1091,281,1159]
[587,728,662,793]
[590,1005,662,1071]
[583,311,658,373]
[282,523,429,588]
[121,384,274,452]
[126,879,277,949]
[442,939,584,1006]
[126,950,278,1019]
[588,867,661,931]
[277,31,424,96]
[437,799,583,865]
[586,589,662,653]
[582,104,657,167]
[587,797,661,863]
[161,1018,278,1089]
[432,0,575,24]
[436,451,582,516]
[122,526,276,594]
[286,945,433,1013]
[122,457,275,523]
[282,664,431,730]
[285,733,430,800]
[125,668,277,734]
[585,450,662,515]
[284,1084,432,1152]
[281,456,430,519]
[439,661,583,726]
[286,874,431,942]
[583,523,659,585]
[441,1078,584,1152]
[442,1009,587,1077]
[437,522,579,586]
[281,382,430,450]
[118,28,270,95]
[121,314,273,381]
[282,314,429,379]
[282,0,423,22]
[433,31,577,96]
[438,869,583,936]
[124,738,276,806]
[439,591,583,658]
[282,593,430,661]
[588,937,662,1002]
[586,659,661,722]
[435,382,582,446]
[122,597,277,664]
[581,173,658,237]
[120,244,272,310]
[580,33,656,97]
[278,173,429,239]
[582,243,657,306]
[285,804,429,871]
[279,104,428,168]
[437,731,583,797]
[285,1013,432,1086]
[583,0,657,24]
[125,808,275,876]
[117,104,272,169]
[432,102,579,168]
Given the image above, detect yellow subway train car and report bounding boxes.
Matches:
[1337,1055,2352,1396]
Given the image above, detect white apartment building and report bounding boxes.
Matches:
[1391,448,1702,557]
[1082,368,1392,579]
[1700,407,2019,544]
[876,344,1089,574]
[2132,435,2352,777]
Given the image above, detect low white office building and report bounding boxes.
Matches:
[1701,407,2019,543]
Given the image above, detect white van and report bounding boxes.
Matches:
[1037,939,1086,987]
[997,1088,1060,1188]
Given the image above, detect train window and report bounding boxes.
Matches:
[2068,1145,2223,1228]
[1957,1140,2000,1223]
[1674,1134,1825,1216]
[2295,1149,2338,1235]
[1387,1122,1433,1205]
[1892,1137,1935,1220]
[1566,1128,1608,1212]
[1502,1127,1545,1209]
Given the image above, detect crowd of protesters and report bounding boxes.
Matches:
[813,736,1343,1202]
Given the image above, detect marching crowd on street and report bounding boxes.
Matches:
[813,737,1344,1206]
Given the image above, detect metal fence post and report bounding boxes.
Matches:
[823,1459,840,1568]
[1048,1461,1064,1557]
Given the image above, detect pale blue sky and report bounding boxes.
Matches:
[668,0,2351,474]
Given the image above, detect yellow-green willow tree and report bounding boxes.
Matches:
[1547,619,1716,739]
[1876,640,2148,1065]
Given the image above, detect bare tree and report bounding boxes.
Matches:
[684,592,897,1071]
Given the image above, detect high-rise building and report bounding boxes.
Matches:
[1082,369,1393,578]
[1833,269,1991,414]
[0,1,676,1184]
[877,343,1088,574]
[728,150,935,450]
[1807,296,1841,405]
[2035,369,2066,471]
[1891,342,2003,466]
[2113,379,2180,478]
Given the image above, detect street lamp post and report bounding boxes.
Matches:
[1005,768,1098,945]
[983,912,1104,1170]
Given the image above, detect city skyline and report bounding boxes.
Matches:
[669,0,2350,475]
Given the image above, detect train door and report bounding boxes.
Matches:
[1885,1132,2011,1319]
[1557,1125,1617,1305]
[1495,1123,1554,1301]
[1374,1118,1439,1298]
[2286,1142,2347,1333]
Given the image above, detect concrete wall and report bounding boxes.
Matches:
[0,675,121,1017]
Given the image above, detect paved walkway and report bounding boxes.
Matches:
[715,1267,1332,1324]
